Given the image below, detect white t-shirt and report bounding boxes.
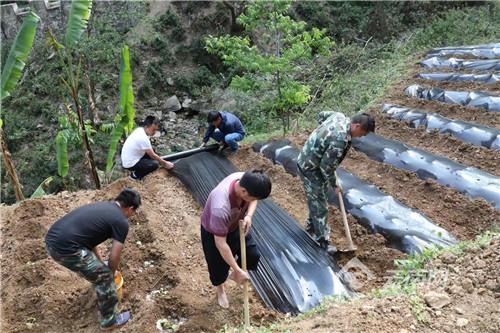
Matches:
[121,127,152,168]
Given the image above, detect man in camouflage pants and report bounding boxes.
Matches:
[297,112,375,254]
[45,188,141,330]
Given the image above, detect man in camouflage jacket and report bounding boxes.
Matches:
[297,111,375,253]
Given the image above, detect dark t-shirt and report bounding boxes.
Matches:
[45,201,129,255]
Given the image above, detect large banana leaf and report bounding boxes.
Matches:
[120,45,135,134]
[56,129,71,176]
[0,11,40,100]
[106,45,136,172]
[65,0,93,49]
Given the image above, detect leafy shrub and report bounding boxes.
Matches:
[170,25,186,42]
[155,9,180,31]
[192,66,215,87]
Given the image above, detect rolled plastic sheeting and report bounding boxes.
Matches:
[427,45,500,59]
[171,152,353,314]
[430,43,500,51]
[405,84,500,112]
[417,73,499,84]
[252,141,457,254]
[381,103,500,150]
[161,143,219,161]
[353,133,500,210]
[420,57,500,71]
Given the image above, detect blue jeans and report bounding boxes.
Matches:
[211,130,244,151]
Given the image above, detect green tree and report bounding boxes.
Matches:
[205,0,333,133]
[0,11,40,201]
[48,0,101,189]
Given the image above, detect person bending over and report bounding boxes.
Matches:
[200,170,271,308]
[297,111,375,254]
[45,188,141,330]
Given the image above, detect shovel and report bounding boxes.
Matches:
[336,175,357,254]
[239,220,250,330]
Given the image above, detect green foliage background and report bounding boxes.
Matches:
[0,1,499,203]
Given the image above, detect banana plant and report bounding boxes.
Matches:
[50,0,101,188]
[106,45,136,172]
[0,11,40,201]
[65,0,93,49]
[30,176,54,199]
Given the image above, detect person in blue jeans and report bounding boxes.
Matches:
[201,111,245,153]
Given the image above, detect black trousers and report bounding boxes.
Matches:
[129,154,159,179]
[201,225,260,286]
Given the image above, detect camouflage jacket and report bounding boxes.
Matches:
[297,111,352,187]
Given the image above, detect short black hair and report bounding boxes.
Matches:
[143,115,160,128]
[207,111,221,123]
[351,112,375,133]
[115,188,141,210]
[239,170,272,200]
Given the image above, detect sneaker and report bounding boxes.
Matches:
[101,311,131,330]
[218,143,229,153]
[128,171,139,181]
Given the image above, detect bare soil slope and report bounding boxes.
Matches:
[0,172,276,333]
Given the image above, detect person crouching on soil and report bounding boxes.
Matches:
[200,110,245,155]
[121,115,174,180]
[200,170,272,308]
[45,188,141,330]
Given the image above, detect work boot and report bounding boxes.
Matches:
[101,311,131,330]
[319,240,337,256]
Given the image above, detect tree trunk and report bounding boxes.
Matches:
[84,71,100,126]
[73,91,101,189]
[222,1,245,35]
[0,128,25,201]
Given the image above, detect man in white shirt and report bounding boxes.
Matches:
[121,116,174,180]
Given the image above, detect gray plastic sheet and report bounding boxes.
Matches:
[430,43,500,50]
[252,141,457,254]
[427,43,500,59]
[353,134,500,209]
[171,152,353,314]
[417,73,499,84]
[420,57,500,71]
[405,84,500,112]
[381,103,500,150]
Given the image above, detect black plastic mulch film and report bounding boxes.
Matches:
[252,141,457,254]
[417,73,499,84]
[352,134,500,210]
[381,103,500,150]
[170,152,353,314]
[405,84,500,112]
[420,57,500,71]
[426,43,500,59]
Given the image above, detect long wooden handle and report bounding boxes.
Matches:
[338,189,356,250]
[239,221,250,329]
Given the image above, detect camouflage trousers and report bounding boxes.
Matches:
[46,245,118,327]
[298,167,330,243]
